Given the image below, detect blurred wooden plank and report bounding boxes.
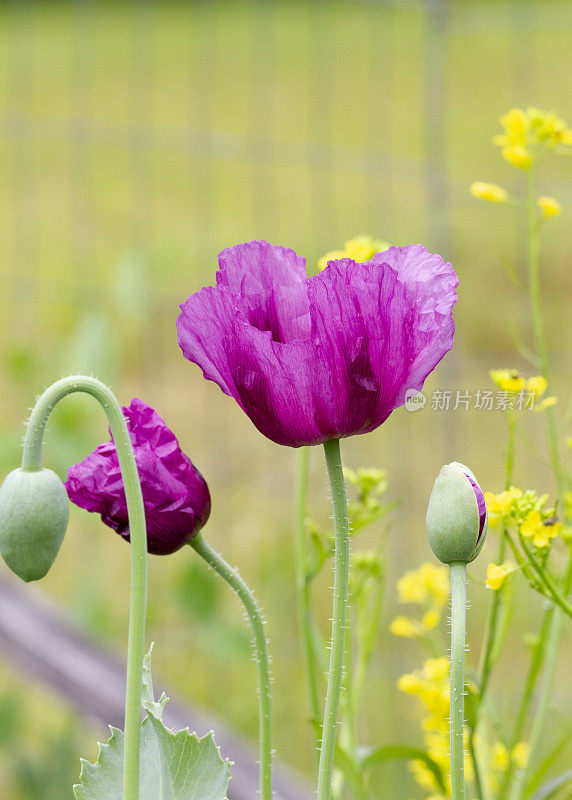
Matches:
[0,571,312,800]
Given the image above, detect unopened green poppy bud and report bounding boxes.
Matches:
[0,468,69,581]
[426,462,487,564]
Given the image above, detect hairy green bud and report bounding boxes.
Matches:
[426,462,487,565]
[0,468,69,581]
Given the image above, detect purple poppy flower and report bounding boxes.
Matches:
[65,398,210,555]
[177,240,458,447]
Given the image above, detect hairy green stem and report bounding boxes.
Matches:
[190,534,272,800]
[294,445,322,740]
[450,562,467,800]
[317,439,351,800]
[22,376,147,800]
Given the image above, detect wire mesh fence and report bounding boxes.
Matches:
[2,0,571,381]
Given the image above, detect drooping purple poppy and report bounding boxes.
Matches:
[177,240,458,447]
[65,398,211,555]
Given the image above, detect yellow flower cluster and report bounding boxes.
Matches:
[318,235,391,271]
[475,738,530,794]
[399,658,530,798]
[390,563,449,639]
[398,657,454,796]
[484,487,561,548]
[493,106,572,169]
[489,369,557,411]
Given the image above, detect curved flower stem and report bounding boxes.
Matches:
[317,439,350,800]
[449,562,467,800]
[189,534,272,800]
[22,376,147,800]
[294,445,322,739]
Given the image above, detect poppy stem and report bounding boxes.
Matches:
[318,438,350,800]
[22,376,147,800]
[190,534,272,800]
[449,561,467,800]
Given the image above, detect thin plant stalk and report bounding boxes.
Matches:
[190,534,272,800]
[449,561,467,800]
[22,376,147,800]
[499,607,554,800]
[294,445,322,739]
[317,438,351,800]
[507,168,572,799]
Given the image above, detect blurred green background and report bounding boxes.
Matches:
[0,0,571,797]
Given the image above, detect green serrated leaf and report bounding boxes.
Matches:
[74,648,231,800]
[74,722,230,800]
[142,643,168,721]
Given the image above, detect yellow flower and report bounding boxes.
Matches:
[423,657,449,683]
[490,368,526,393]
[390,616,420,638]
[537,196,562,218]
[534,395,558,412]
[526,375,547,397]
[397,562,449,605]
[498,107,529,147]
[494,107,572,165]
[409,760,439,792]
[502,145,532,170]
[422,609,440,630]
[520,510,559,548]
[470,182,508,203]
[318,235,390,270]
[492,742,509,771]
[486,562,516,590]
[566,437,572,449]
[484,487,522,528]
[512,741,530,769]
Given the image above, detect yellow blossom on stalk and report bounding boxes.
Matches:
[397,562,449,605]
[390,616,421,638]
[537,196,562,218]
[535,395,558,412]
[493,106,572,168]
[490,368,526,393]
[526,375,547,397]
[391,563,449,639]
[492,742,509,771]
[567,437,572,449]
[318,235,391,271]
[486,561,517,590]
[470,182,508,203]
[512,741,530,769]
[503,144,532,169]
[484,487,522,528]
[520,510,560,548]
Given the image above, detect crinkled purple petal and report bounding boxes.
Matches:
[177,240,458,447]
[65,398,210,555]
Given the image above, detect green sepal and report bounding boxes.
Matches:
[74,648,231,800]
[0,468,69,581]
